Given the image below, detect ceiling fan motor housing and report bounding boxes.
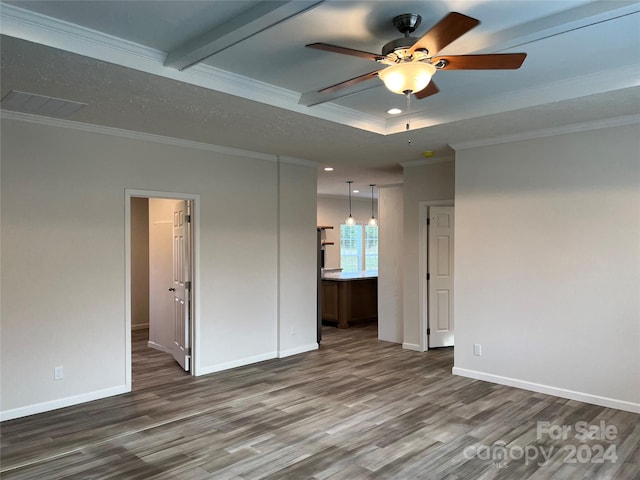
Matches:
[393,13,421,34]
[382,14,424,58]
[382,37,420,57]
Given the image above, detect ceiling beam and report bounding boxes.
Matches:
[164,0,324,71]
[445,0,640,55]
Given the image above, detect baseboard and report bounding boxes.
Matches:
[0,385,129,421]
[131,323,149,331]
[452,367,640,414]
[402,342,423,352]
[197,351,277,376]
[147,341,172,354]
[278,343,318,358]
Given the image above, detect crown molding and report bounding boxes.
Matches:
[440,2,640,61]
[317,193,376,201]
[1,110,281,162]
[3,3,637,140]
[0,3,386,135]
[400,156,455,168]
[0,3,166,65]
[278,155,320,168]
[450,113,640,151]
[386,64,640,135]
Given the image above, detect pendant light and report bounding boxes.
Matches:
[345,180,355,225]
[368,184,377,226]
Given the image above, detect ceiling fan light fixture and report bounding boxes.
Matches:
[379,62,436,94]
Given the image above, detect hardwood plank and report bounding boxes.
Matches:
[1,325,638,479]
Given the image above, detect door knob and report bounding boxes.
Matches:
[168,287,176,292]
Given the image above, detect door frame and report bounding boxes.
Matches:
[124,189,200,391]
[418,199,454,352]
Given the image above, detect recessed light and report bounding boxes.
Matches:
[353,189,360,193]
[324,167,334,171]
[387,108,402,115]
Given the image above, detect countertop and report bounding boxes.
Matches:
[321,270,378,281]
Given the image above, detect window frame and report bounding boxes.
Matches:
[340,223,378,272]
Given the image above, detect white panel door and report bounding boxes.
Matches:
[428,206,454,348]
[172,200,191,371]
[148,200,174,352]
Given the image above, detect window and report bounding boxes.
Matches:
[340,224,362,273]
[364,225,378,271]
[340,224,378,272]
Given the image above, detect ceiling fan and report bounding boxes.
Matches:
[306,12,527,100]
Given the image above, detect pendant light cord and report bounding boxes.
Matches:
[370,184,374,217]
[368,184,377,226]
[346,180,355,225]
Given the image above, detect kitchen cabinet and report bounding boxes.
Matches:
[321,271,377,328]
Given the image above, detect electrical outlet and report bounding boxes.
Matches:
[473,344,482,356]
[54,366,64,380]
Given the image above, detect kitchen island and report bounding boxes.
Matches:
[321,270,377,328]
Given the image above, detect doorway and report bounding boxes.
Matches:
[125,190,198,392]
[419,201,455,351]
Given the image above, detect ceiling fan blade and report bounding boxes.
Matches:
[318,70,381,94]
[433,53,527,70]
[414,81,440,100]
[306,43,383,62]
[409,12,479,55]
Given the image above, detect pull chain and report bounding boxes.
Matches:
[405,92,412,146]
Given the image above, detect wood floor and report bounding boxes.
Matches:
[1,325,638,479]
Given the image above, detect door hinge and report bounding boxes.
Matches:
[185,348,191,356]
[427,328,431,335]
[427,217,431,225]
[185,281,192,290]
[185,214,191,223]
[426,273,430,281]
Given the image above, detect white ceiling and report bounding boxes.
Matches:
[1,0,639,197]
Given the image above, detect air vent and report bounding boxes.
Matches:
[1,90,87,118]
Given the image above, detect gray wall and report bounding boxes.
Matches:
[1,116,318,419]
[402,161,456,349]
[378,185,403,343]
[278,160,319,355]
[453,123,640,410]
